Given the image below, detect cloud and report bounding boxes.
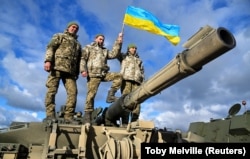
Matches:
[0,53,45,110]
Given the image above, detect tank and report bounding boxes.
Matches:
[0,25,240,159]
[186,101,250,143]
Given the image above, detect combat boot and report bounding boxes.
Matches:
[64,113,74,123]
[106,89,118,103]
[84,111,92,124]
[44,112,57,123]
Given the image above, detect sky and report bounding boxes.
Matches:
[0,0,250,132]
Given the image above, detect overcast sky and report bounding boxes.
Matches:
[0,0,250,131]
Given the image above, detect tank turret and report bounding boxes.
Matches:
[100,25,236,126]
[0,25,238,159]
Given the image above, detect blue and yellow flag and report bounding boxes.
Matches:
[123,6,180,45]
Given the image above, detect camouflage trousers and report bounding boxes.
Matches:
[45,70,77,119]
[84,72,122,112]
[121,80,141,116]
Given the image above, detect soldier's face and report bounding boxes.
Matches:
[68,25,79,34]
[129,47,137,54]
[95,36,105,46]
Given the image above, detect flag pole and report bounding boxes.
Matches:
[121,22,125,34]
[121,6,128,34]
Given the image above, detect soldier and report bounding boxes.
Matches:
[80,33,123,123]
[44,22,82,121]
[117,44,145,123]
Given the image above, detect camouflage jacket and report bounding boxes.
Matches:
[80,40,121,78]
[117,52,144,84]
[44,31,82,76]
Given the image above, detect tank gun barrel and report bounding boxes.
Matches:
[105,25,236,123]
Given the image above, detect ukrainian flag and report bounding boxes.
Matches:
[123,6,180,45]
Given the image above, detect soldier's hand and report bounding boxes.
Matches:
[117,33,123,43]
[44,62,51,72]
[81,71,88,77]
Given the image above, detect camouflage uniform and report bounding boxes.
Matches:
[44,29,82,120]
[80,40,122,112]
[117,49,144,122]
